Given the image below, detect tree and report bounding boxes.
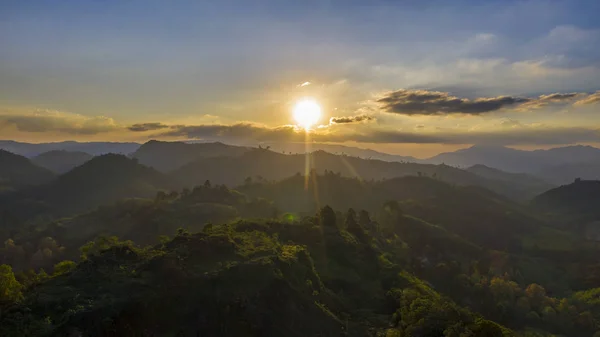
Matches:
[319,206,336,228]
[204,180,212,188]
[0,264,22,303]
[345,208,367,242]
[53,260,76,276]
[525,283,547,310]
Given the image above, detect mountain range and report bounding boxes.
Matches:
[4,139,600,185]
[3,140,600,336]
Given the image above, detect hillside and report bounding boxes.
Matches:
[31,150,93,174]
[0,150,55,187]
[171,148,546,201]
[132,140,251,172]
[467,164,554,198]
[0,212,514,336]
[3,207,599,336]
[532,180,600,220]
[23,154,174,216]
[239,174,550,251]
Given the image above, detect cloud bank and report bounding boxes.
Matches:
[329,115,374,124]
[376,89,596,115]
[0,109,118,135]
[128,123,170,132]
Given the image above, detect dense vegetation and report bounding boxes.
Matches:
[1,142,600,336]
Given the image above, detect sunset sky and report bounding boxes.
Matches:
[1,0,600,157]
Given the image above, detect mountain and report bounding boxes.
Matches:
[0,140,140,157]
[31,150,93,174]
[466,164,554,198]
[239,173,548,250]
[264,142,420,162]
[2,171,599,336]
[0,150,55,188]
[131,140,251,172]
[532,179,600,219]
[427,144,600,173]
[171,148,548,201]
[18,154,173,216]
[532,179,600,240]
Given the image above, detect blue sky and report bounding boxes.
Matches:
[1,0,599,156]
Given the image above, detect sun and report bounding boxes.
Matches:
[293,99,321,129]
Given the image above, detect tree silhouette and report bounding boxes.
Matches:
[319,205,336,228]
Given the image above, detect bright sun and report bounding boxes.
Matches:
[293,99,321,129]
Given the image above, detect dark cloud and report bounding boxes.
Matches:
[128,122,170,132]
[520,92,585,109]
[162,123,305,142]
[158,121,600,146]
[348,127,600,145]
[377,89,530,115]
[329,115,374,124]
[538,92,583,101]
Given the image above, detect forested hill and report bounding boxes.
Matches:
[132,140,251,172]
[0,150,55,188]
[170,148,549,200]
[1,169,600,335]
[0,154,174,221]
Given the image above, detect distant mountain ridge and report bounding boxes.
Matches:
[31,150,93,174]
[6,139,600,187]
[264,142,420,163]
[0,140,140,157]
[131,140,251,172]
[428,144,600,172]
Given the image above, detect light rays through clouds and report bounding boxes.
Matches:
[1,1,600,155]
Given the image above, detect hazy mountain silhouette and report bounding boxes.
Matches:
[264,142,420,162]
[0,140,140,157]
[31,150,93,174]
[170,148,546,200]
[427,144,600,173]
[532,179,600,216]
[466,164,554,197]
[30,154,173,214]
[132,140,251,172]
[0,150,55,188]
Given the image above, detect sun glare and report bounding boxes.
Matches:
[293,99,321,129]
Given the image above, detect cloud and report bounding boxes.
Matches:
[329,115,374,124]
[155,119,600,147]
[348,126,600,146]
[0,109,118,134]
[376,89,598,115]
[574,91,600,105]
[519,92,585,109]
[162,123,306,142]
[377,89,530,115]
[128,122,170,132]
